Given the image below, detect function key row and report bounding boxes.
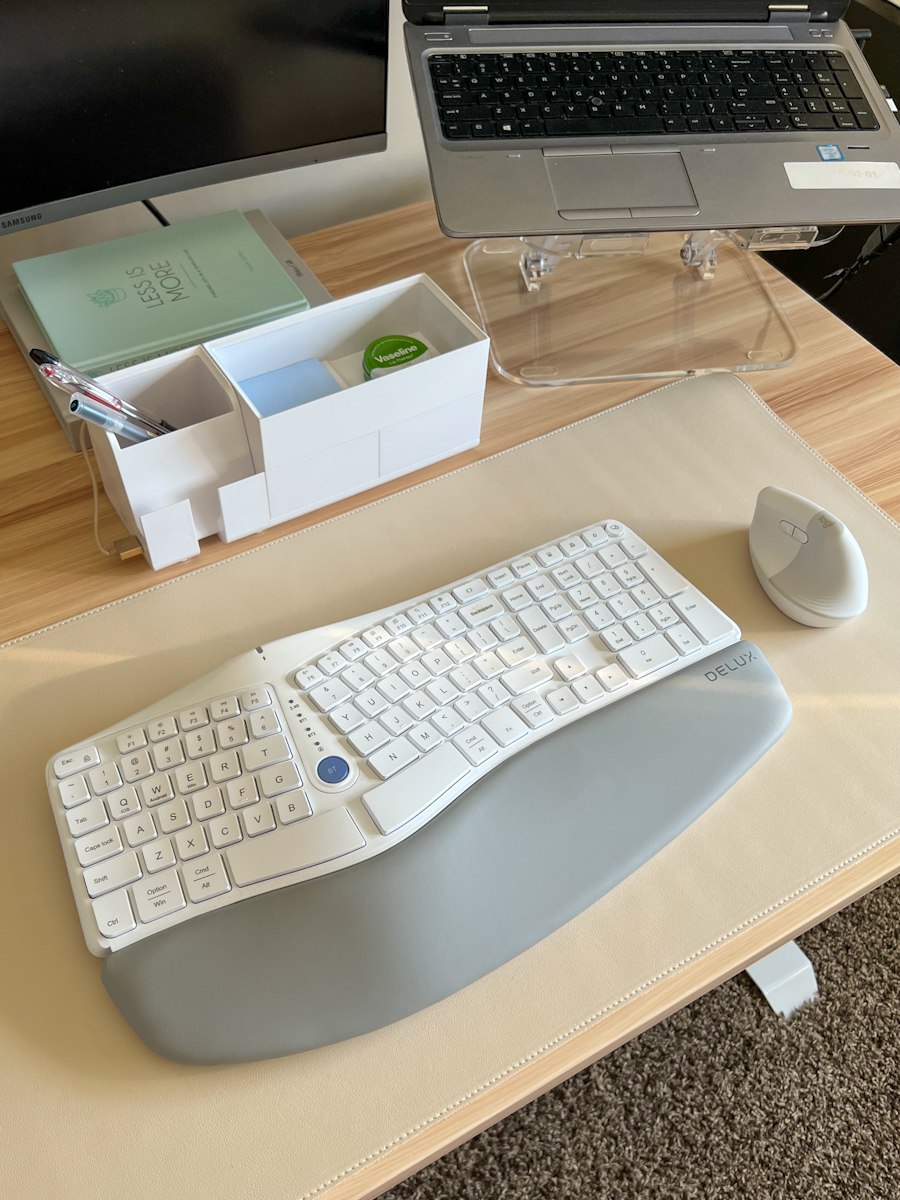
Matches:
[53,688,271,779]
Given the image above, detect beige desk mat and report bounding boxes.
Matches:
[3,374,899,1200]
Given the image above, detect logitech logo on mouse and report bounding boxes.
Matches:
[817,514,834,529]
[705,649,756,681]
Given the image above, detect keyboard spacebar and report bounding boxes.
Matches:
[362,742,472,835]
[226,808,365,887]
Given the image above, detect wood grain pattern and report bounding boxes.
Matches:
[3,200,900,1198]
[2,201,900,644]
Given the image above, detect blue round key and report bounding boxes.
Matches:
[317,756,350,785]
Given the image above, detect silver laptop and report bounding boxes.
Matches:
[403,0,900,236]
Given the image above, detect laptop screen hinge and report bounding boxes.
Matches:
[443,5,489,23]
[768,4,811,22]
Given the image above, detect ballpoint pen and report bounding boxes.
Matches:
[29,348,176,435]
[68,392,159,443]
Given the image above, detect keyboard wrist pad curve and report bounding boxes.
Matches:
[102,640,790,1065]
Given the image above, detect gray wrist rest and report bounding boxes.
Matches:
[102,641,790,1065]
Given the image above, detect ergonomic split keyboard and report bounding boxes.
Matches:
[47,520,741,957]
[429,48,878,141]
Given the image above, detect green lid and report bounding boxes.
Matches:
[363,335,431,380]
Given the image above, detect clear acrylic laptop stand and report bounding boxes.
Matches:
[464,227,829,386]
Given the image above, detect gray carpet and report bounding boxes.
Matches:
[384,875,900,1200]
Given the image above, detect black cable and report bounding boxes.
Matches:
[817,222,900,301]
[142,199,170,227]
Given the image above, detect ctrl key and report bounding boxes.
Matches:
[92,889,136,939]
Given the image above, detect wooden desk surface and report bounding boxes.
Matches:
[4,201,900,1200]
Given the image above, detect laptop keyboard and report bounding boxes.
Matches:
[428,48,879,140]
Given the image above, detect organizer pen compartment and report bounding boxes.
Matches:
[90,348,255,568]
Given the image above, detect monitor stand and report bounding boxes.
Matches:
[463,228,824,387]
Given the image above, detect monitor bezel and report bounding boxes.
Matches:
[0,133,387,236]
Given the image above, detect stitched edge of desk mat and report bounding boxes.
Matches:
[5,373,897,651]
[8,373,900,1200]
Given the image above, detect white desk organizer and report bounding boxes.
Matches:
[90,275,489,570]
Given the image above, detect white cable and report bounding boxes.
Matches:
[79,421,112,557]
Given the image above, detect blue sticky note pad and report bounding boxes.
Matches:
[239,358,342,417]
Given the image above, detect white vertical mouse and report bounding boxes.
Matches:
[749,486,868,627]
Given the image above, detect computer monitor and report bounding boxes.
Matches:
[0,0,388,235]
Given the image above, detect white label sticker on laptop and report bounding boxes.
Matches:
[784,161,900,189]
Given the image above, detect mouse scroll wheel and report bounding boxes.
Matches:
[779,520,808,544]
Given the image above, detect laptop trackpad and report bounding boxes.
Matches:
[545,152,699,219]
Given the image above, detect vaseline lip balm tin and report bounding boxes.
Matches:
[363,334,433,380]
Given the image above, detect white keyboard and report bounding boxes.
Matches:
[47,520,741,956]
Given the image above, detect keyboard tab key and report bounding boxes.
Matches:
[66,797,109,838]
[133,868,186,923]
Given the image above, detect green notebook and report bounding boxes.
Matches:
[13,211,310,376]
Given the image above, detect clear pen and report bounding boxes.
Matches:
[69,393,159,443]
[30,349,176,434]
